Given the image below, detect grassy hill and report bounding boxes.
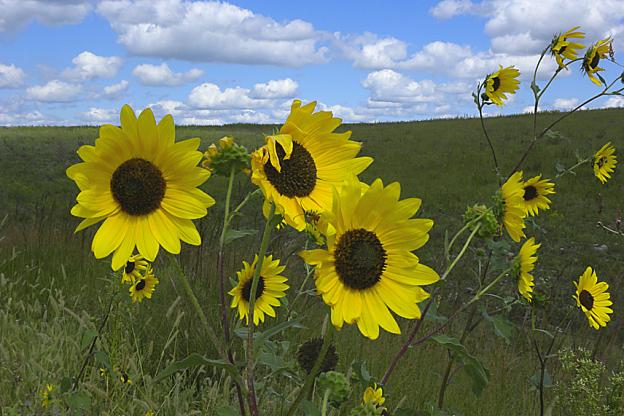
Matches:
[1,108,623,415]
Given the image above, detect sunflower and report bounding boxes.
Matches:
[550,26,585,68]
[573,267,613,329]
[66,105,215,270]
[299,175,439,340]
[497,172,526,242]
[515,237,539,302]
[582,38,612,86]
[129,267,158,303]
[251,100,373,231]
[593,142,617,184]
[121,253,150,284]
[484,66,520,106]
[520,175,555,217]
[229,255,289,326]
[363,385,386,406]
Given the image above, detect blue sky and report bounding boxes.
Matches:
[1,0,623,125]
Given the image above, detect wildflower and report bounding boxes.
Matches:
[550,26,585,68]
[520,175,555,217]
[129,266,158,303]
[296,338,339,374]
[251,100,372,231]
[119,370,132,384]
[229,255,288,325]
[300,176,439,340]
[496,172,526,242]
[582,38,612,86]
[201,135,251,176]
[515,238,540,302]
[121,253,150,284]
[593,142,617,184]
[66,105,215,270]
[573,267,613,329]
[483,66,520,106]
[39,384,55,408]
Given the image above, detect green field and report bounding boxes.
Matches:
[1,108,623,415]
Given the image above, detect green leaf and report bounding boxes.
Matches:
[529,370,553,391]
[66,391,91,410]
[350,360,371,384]
[257,351,286,372]
[94,351,114,377]
[254,318,305,350]
[482,311,514,343]
[223,228,257,245]
[216,405,239,416]
[430,335,489,396]
[80,330,98,350]
[60,376,73,393]
[531,81,541,94]
[301,400,321,416]
[424,301,448,323]
[154,353,242,386]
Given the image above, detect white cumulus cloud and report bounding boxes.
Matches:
[0,0,92,32]
[62,51,123,80]
[26,80,82,102]
[97,0,327,66]
[132,63,203,86]
[81,107,118,123]
[553,98,580,111]
[0,63,26,88]
[251,78,298,99]
[103,80,129,98]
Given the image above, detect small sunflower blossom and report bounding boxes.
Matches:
[496,172,526,243]
[593,142,617,184]
[251,100,372,231]
[573,267,613,329]
[300,175,439,340]
[514,237,540,302]
[129,266,158,303]
[483,65,520,106]
[201,136,251,176]
[121,253,150,284]
[66,105,215,270]
[119,370,132,384]
[363,385,386,406]
[39,384,56,408]
[229,255,289,326]
[521,175,555,217]
[582,37,612,86]
[550,26,585,68]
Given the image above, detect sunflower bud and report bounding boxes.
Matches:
[202,136,250,176]
[317,371,351,406]
[296,338,339,374]
[349,403,386,416]
[463,204,499,239]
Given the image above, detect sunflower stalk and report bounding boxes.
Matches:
[286,318,334,416]
[554,157,592,179]
[217,165,248,416]
[476,84,501,182]
[245,202,276,416]
[510,75,622,176]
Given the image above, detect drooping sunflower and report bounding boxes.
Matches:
[229,255,289,326]
[484,65,520,106]
[521,175,555,217]
[582,37,612,86]
[121,253,150,284]
[129,266,158,303]
[251,100,373,231]
[550,26,585,68]
[515,237,540,302]
[593,142,617,184]
[66,105,215,270]
[497,172,526,242]
[573,266,613,329]
[299,176,439,340]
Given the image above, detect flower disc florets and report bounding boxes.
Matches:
[202,136,251,176]
[296,338,339,374]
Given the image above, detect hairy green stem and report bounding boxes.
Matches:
[475,85,501,183]
[246,202,276,416]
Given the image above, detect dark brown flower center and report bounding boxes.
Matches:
[263,141,317,198]
[135,279,146,291]
[597,156,608,169]
[242,276,265,302]
[579,289,594,310]
[590,53,600,69]
[111,158,166,216]
[124,261,135,274]
[334,228,387,290]
[558,45,567,54]
[491,76,501,91]
[523,185,538,201]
